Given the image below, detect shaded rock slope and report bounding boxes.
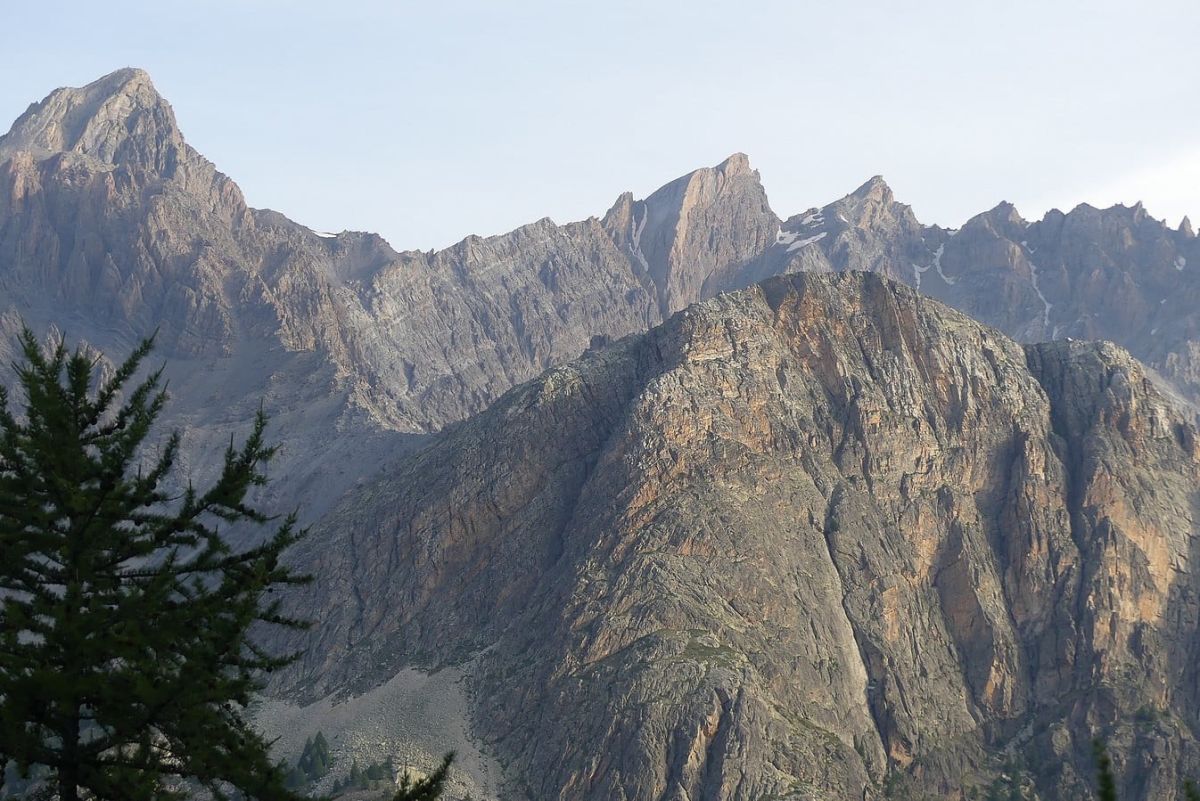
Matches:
[2,70,1198,454]
[283,272,1200,801]
[0,70,784,518]
[3,70,1200,798]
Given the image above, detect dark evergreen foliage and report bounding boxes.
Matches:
[283,764,308,792]
[330,758,366,794]
[0,330,310,801]
[296,732,331,784]
[1090,739,1199,801]
[1093,740,1118,801]
[391,753,452,801]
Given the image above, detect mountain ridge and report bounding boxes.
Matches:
[278,270,1200,801]
[4,65,1200,801]
[2,66,1198,520]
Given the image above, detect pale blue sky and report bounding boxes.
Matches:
[2,0,1196,249]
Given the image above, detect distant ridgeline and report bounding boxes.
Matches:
[1,68,1199,801]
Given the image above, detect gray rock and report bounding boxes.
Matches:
[280,272,1200,801]
[4,69,1200,800]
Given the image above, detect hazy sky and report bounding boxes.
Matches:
[2,0,1196,249]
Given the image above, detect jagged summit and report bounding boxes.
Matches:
[0,67,1196,429]
[647,152,765,201]
[79,66,156,97]
[976,199,1027,229]
[596,153,778,317]
[284,268,1200,801]
[849,173,892,200]
[820,174,918,238]
[0,67,183,171]
[715,151,753,176]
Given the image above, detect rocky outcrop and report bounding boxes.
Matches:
[4,69,1200,797]
[281,272,1200,801]
[781,188,1200,404]
[0,73,794,441]
[0,72,786,520]
[917,201,1200,366]
[4,69,1200,444]
[601,152,779,314]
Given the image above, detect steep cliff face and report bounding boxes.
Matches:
[5,69,1200,445]
[600,152,780,315]
[781,185,1200,404]
[0,72,792,440]
[0,68,249,355]
[4,70,1200,797]
[0,71,791,522]
[282,272,1200,801]
[0,68,400,522]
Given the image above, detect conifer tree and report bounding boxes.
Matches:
[297,732,330,783]
[0,330,309,801]
[392,753,452,801]
[1093,740,1118,801]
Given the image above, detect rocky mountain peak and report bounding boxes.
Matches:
[1179,215,1194,238]
[961,200,1027,238]
[849,174,893,203]
[1129,199,1152,225]
[614,154,778,315]
[989,200,1025,224]
[0,67,186,174]
[600,190,636,232]
[715,151,753,177]
[284,268,1200,801]
[824,174,920,236]
[659,152,765,202]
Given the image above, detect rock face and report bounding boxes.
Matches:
[0,72,778,441]
[4,69,1200,799]
[5,69,1199,452]
[0,72,784,517]
[602,152,779,315]
[283,272,1200,801]
[763,188,1200,407]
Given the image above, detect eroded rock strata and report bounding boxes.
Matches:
[4,70,1200,799]
[284,272,1200,801]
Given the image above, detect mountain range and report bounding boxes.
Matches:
[1,68,1198,800]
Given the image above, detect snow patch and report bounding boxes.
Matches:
[913,244,954,289]
[628,203,651,274]
[1027,259,1053,334]
[1176,255,1187,271]
[799,211,825,227]
[787,231,827,252]
[911,261,932,290]
[931,244,956,285]
[313,230,338,239]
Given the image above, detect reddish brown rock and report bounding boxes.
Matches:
[281,272,1200,801]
